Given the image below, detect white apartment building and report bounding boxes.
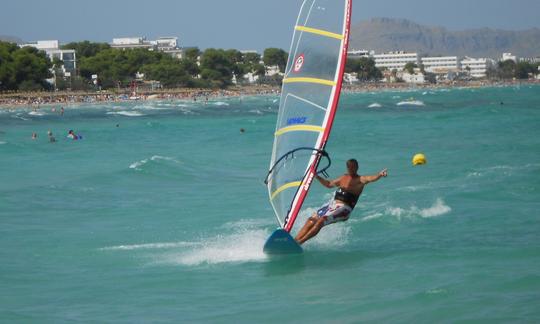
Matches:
[460,57,493,78]
[347,49,374,59]
[155,37,183,58]
[20,40,76,74]
[502,53,517,62]
[373,51,418,71]
[111,37,155,50]
[401,72,425,84]
[111,36,184,57]
[421,56,460,74]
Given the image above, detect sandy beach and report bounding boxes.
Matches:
[0,79,537,109]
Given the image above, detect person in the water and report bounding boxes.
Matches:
[67,130,82,140]
[295,159,388,245]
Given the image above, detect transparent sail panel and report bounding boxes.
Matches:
[267,0,350,228]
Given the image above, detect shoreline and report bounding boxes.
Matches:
[1,80,538,109]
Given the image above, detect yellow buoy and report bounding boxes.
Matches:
[412,153,427,166]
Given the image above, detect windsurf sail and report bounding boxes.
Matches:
[265,0,352,233]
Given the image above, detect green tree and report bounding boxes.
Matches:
[346,57,382,81]
[199,48,234,88]
[180,48,200,77]
[184,47,201,61]
[141,60,192,88]
[12,46,52,90]
[498,60,516,79]
[225,49,245,80]
[515,61,537,79]
[78,48,163,88]
[263,48,288,72]
[0,42,52,90]
[0,41,18,90]
[61,41,110,58]
[180,58,200,77]
[404,62,418,74]
[243,52,261,66]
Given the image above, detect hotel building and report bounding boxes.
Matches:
[373,51,419,71]
[20,40,76,74]
[347,49,374,59]
[111,36,183,58]
[460,57,493,78]
[111,37,155,50]
[421,56,460,74]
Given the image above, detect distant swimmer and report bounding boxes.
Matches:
[60,107,64,116]
[240,128,245,133]
[67,130,82,140]
[295,159,388,245]
[47,130,56,143]
[31,132,37,140]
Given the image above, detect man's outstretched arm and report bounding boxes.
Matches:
[361,168,388,184]
[315,174,341,188]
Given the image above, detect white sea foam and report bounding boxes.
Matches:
[172,229,269,265]
[99,218,270,265]
[129,155,180,171]
[397,100,425,106]
[100,242,199,251]
[249,109,263,115]
[12,114,29,121]
[133,104,168,110]
[106,111,145,117]
[28,111,46,116]
[361,212,384,222]
[368,103,382,108]
[212,101,230,106]
[419,198,452,218]
[0,141,6,145]
[385,198,451,220]
[467,163,540,178]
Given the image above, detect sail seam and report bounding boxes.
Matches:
[286,93,327,111]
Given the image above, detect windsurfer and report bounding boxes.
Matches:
[295,159,387,245]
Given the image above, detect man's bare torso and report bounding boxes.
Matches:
[336,174,366,196]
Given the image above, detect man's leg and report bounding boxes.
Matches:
[297,217,326,245]
[295,214,317,242]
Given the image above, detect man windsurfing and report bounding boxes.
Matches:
[295,159,388,244]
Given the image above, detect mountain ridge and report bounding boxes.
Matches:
[349,18,540,58]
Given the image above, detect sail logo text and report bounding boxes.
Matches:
[303,172,314,191]
[287,117,307,125]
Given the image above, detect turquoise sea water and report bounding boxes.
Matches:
[1,85,539,322]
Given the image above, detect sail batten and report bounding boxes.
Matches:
[275,125,325,137]
[266,0,352,233]
[294,26,344,40]
[282,77,336,86]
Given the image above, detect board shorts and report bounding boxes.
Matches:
[316,200,353,226]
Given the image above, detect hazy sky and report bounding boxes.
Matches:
[2,0,539,50]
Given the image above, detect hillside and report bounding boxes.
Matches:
[349,18,540,58]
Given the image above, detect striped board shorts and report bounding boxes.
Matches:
[316,200,353,226]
